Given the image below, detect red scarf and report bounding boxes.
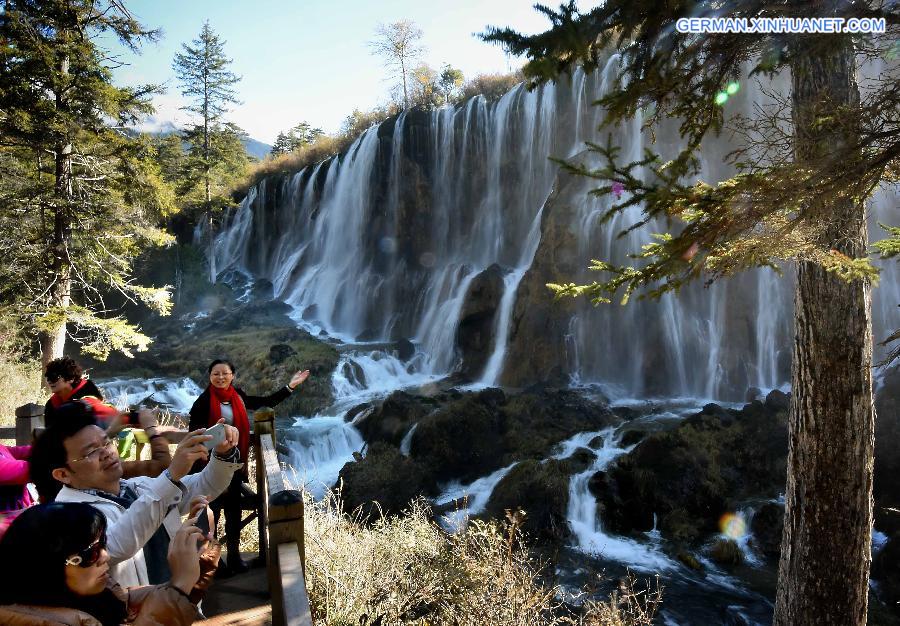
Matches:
[49,379,89,408]
[208,385,250,463]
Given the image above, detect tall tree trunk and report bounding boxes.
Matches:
[774,34,874,626]
[40,50,73,375]
[203,79,216,282]
[401,56,408,109]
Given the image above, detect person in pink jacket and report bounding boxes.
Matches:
[0,442,33,536]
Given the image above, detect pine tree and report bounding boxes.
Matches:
[172,21,242,281]
[484,2,899,623]
[271,131,291,156]
[0,0,173,366]
[438,65,465,104]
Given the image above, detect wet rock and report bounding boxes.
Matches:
[745,387,763,402]
[268,343,297,364]
[338,442,435,520]
[454,264,505,380]
[411,387,615,484]
[764,389,791,412]
[709,538,744,566]
[620,430,646,447]
[561,447,596,474]
[393,338,416,361]
[598,398,788,544]
[355,391,436,447]
[750,502,784,559]
[485,459,571,541]
[588,434,607,449]
[340,359,367,388]
[677,551,704,571]
[587,471,609,499]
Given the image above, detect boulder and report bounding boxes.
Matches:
[709,538,744,566]
[393,338,416,361]
[485,459,571,541]
[409,387,615,485]
[337,442,436,520]
[620,430,646,447]
[411,395,504,482]
[454,264,505,380]
[355,391,436,447]
[561,447,597,474]
[750,502,784,559]
[598,398,788,544]
[764,389,791,412]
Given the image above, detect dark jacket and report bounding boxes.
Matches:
[44,380,104,429]
[188,385,292,474]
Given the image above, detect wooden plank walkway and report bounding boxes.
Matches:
[200,551,273,626]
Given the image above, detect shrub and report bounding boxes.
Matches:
[459,71,525,103]
[297,490,661,626]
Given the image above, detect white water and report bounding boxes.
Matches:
[565,426,677,571]
[98,377,203,413]
[434,463,517,531]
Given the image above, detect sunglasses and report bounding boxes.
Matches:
[65,535,106,568]
[45,373,62,383]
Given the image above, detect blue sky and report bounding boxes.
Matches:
[106,0,568,144]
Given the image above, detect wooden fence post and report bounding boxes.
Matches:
[269,489,305,626]
[15,403,44,445]
[254,408,275,565]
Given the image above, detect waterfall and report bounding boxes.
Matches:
[212,61,899,400]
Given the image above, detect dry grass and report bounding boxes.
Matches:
[0,352,43,429]
[293,490,661,626]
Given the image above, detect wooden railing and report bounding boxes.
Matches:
[253,408,313,626]
[4,403,313,626]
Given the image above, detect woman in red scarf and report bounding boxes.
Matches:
[188,359,309,573]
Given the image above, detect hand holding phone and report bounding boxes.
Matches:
[202,423,227,451]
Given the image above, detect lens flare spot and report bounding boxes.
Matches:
[419,251,436,267]
[719,512,747,539]
[726,81,740,96]
[714,92,729,106]
[379,237,397,254]
[611,181,625,199]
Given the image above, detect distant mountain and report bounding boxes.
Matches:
[241,137,272,160]
[134,119,272,160]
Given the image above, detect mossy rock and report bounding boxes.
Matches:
[484,459,570,542]
[750,502,784,560]
[337,442,436,520]
[354,391,438,446]
[709,538,744,566]
[599,400,788,545]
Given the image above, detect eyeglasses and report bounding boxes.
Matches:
[69,437,116,464]
[65,535,106,568]
[45,373,61,383]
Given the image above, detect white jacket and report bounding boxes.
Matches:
[55,454,241,587]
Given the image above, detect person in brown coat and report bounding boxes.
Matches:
[0,502,210,626]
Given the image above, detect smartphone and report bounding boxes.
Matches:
[202,423,227,451]
[195,505,211,535]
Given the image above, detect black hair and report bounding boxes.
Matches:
[45,356,83,383]
[29,403,99,503]
[0,503,127,625]
[207,359,236,375]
